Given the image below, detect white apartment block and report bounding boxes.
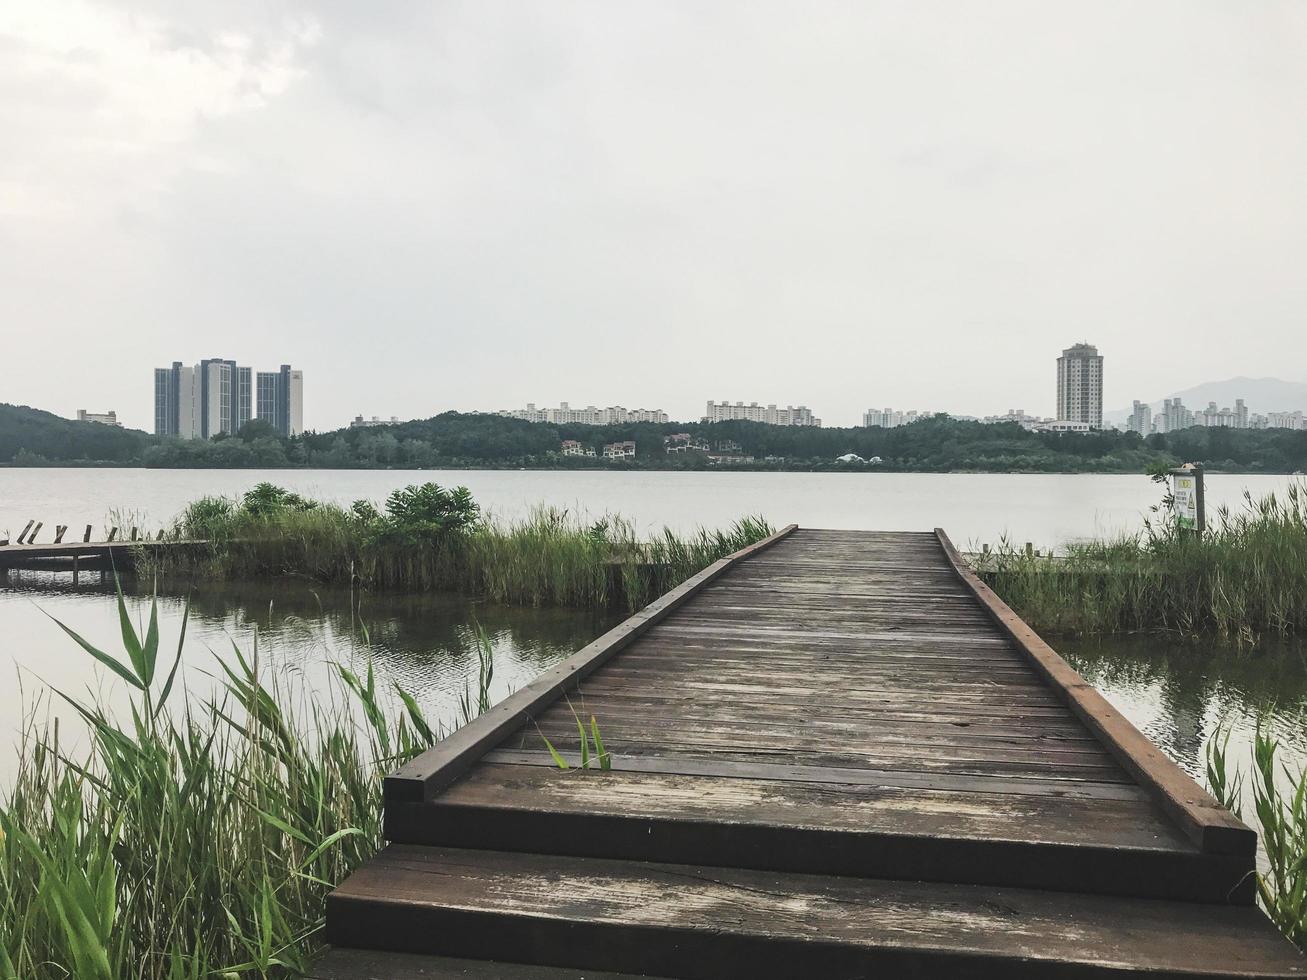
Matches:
[707,401,821,427]
[499,402,668,426]
[1266,411,1306,431]
[979,409,1045,431]
[351,415,400,428]
[1127,400,1152,436]
[76,410,122,427]
[864,408,930,429]
[1056,343,1103,429]
[1193,399,1250,429]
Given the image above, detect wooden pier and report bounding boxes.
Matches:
[320,527,1305,978]
[0,534,205,579]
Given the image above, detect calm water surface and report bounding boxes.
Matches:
[2,467,1304,546]
[3,468,1306,811]
[0,575,615,782]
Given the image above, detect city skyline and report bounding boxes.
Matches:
[3,4,1304,433]
[66,357,1307,435]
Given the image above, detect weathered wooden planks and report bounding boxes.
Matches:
[329,845,1304,979]
[325,528,1304,977]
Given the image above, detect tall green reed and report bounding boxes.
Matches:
[0,585,449,979]
[1207,728,1307,950]
[147,487,773,614]
[976,482,1307,638]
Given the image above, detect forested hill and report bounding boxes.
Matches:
[3,403,1307,473]
[0,403,153,465]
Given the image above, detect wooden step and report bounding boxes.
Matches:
[311,947,674,979]
[386,761,1252,903]
[326,845,1305,979]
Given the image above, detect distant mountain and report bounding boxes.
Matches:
[1104,377,1307,427]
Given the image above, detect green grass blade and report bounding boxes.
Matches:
[43,612,144,690]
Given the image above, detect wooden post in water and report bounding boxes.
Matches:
[54,525,67,543]
[108,527,118,542]
[72,555,79,586]
[130,527,138,542]
[83,525,92,543]
[17,520,34,545]
[28,522,42,543]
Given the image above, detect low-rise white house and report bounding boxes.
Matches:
[602,440,636,459]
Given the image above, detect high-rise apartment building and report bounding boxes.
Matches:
[196,358,250,439]
[1055,343,1103,428]
[255,364,305,436]
[1127,400,1151,436]
[704,401,821,427]
[154,361,198,438]
[156,358,302,439]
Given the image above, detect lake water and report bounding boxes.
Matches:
[0,575,616,782]
[2,467,1304,548]
[2,468,1305,824]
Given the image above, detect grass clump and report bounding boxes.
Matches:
[151,483,773,613]
[1207,729,1307,950]
[0,585,444,979]
[976,482,1307,639]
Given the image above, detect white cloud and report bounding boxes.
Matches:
[0,1,1304,429]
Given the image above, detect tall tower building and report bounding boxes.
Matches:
[255,364,305,436]
[153,361,198,438]
[1127,400,1151,437]
[1055,343,1103,429]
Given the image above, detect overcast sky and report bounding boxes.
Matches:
[2,1,1304,431]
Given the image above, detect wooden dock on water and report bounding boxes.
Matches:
[319,527,1305,978]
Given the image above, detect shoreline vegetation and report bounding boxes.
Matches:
[0,588,450,979]
[145,482,774,614]
[976,482,1307,640]
[6,402,1307,474]
[1,580,1304,977]
[3,486,1307,973]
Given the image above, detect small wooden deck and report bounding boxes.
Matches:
[322,528,1305,978]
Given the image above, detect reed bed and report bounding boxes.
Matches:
[1207,730,1307,951]
[975,483,1307,639]
[0,587,461,980]
[147,483,773,613]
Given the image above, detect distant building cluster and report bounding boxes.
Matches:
[863,408,931,429]
[350,415,400,428]
[664,433,711,454]
[154,359,303,439]
[498,402,669,425]
[1126,397,1306,435]
[704,401,821,427]
[75,410,121,427]
[978,410,1091,434]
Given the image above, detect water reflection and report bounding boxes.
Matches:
[1062,634,1307,815]
[0,572,616,781]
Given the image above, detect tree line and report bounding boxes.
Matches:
[4,402,1307,473]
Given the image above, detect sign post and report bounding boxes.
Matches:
[1170,465,1205,536]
